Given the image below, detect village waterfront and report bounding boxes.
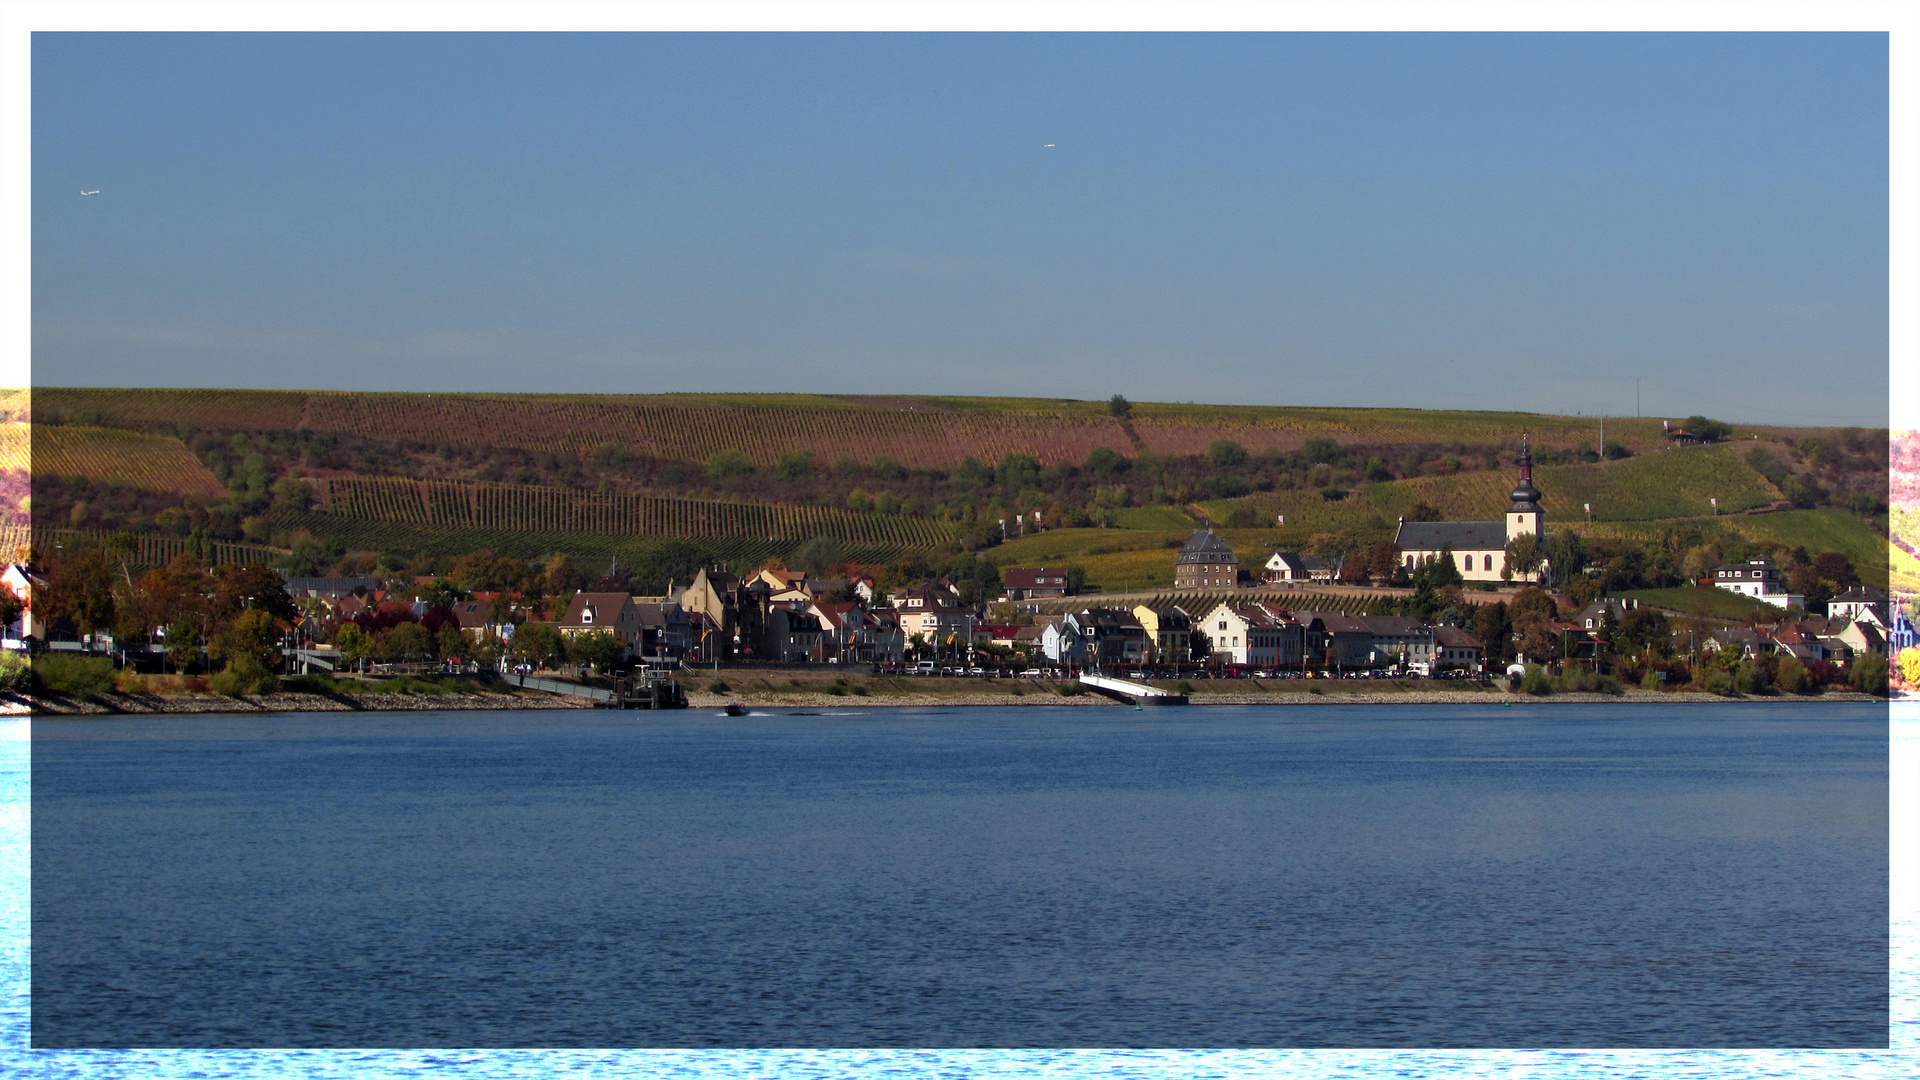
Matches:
[25,702,1887,1053]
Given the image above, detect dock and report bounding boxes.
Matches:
[1077,673,1189,706]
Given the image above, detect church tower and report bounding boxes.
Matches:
[1507,435,1544,542]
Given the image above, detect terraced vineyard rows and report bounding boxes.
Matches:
[0,424,25,472]
[266,510,890,570]
[1199,445,1782,531]
[28,425,228,499]
[25,528,284,567]
[34,388,307,431]
[1131,407,1676,457]
[315,477,961,547]
[35,388,1701,467]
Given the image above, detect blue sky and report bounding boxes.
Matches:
[30,32,1889,425]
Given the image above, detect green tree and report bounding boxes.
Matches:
[510,621,564,669]
[165,619,203,674]
[1085,446,1129,478]
[1682,415,1732,443]
[790,536,848,578]
[1504,534,1544,583]
[212,609,280,669]
[378,622,433,662]
[1108,394,1132,420]
[0,583,21,637]
[437,625,467,659]
[773,450,817,480]
[1301,437,1341,464]
[567,629,625,672]
[1849,652,1890,697]
[334,623,374,671]
[1207,440,1250,469]
[705,448,753,480]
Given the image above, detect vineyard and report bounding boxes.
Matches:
[1130,408,1677,458]
[32,388,1755,469]
[0,424,24,472]
[310,477,961,547]
[265,509,881,570]
[28,425,228,499]
[22,527,285,568]
[1197,444,1783,531]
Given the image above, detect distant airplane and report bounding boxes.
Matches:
[1043,144,1055,148]
[80,189,99,195]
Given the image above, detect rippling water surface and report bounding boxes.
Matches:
[3,702,1908,1076]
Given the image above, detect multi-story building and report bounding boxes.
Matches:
[1175,530,1239,590]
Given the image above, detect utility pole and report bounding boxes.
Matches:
[1635,377,1642,419]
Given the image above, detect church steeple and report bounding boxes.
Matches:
[1507,433,1544,541]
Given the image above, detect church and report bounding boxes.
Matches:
[1392,439,1546,584]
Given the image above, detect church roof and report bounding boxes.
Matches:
[1393,520,1509,552]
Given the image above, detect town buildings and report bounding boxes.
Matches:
[1709,557,1806,610]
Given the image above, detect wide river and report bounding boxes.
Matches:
[17,703,1891,1057]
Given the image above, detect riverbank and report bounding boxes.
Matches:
[8,683,1882,714]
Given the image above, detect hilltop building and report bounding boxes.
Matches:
[1175,529,1239,590]
[1393,437,1547,583]
[1710,557,1805,610]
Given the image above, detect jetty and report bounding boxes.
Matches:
[1077,673,1189,706]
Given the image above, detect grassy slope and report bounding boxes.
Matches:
[1612,587,1783,620]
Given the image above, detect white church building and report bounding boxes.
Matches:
[1393,439,1547,584]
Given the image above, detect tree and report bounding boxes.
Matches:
[378,622,433,662]
[1416,544,1464,590]
[1403,502,1442,523]
[1207,440,1250,469]
[165,619,203,673]
[509,621,564,669]
[212,609,280,669]
[773,450,817,480]
[0,582,24,638]
[437,626,467,659]
[1898,648,1920,688]
[1189,628,1213,663]
[1301,437,1341,465]
[1505,534,1544,584]
[1682,416,1733,443]
[1813,552,1858,589]
[1472,602,1513,665]
[46,546,117,636]
[1085,447,1129,478]
[567,629,625,673]
[705,448,753,480]
[1616,608,1672,658]
[1108,394,1132,420]
[791,536,848,578]
[1849,652,1889,697]
[1508,587,1559,663]
[335,623,374,672]
[1367,542,1402,583]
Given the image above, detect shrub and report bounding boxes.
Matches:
[1849,653,1890,697]
[1173,679,1194,695]
[824,681,847,696]
[1520,664,1552,696]
[114,670,148,694]
[32,655,116,697]
[0,651,27,693]
[210,657,278,697]
[1058,682,1086,697]
[707,680,731,694]
[1641,671,1662,692]
[1734,659,1773,696]
[282,672,339,695]
[1594,674,1624,696]
[1775,656,1814,695]
[1701,666,1735,696]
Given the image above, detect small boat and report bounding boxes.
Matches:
[722,702,747,716]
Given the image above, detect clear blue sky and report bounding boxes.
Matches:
[31,32,1889,426]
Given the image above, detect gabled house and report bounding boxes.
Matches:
[558,592,643,657]
[1001,567,1072,600]
[1432,626,1485,673]
[1197,601,1304,667]
[1298,611,1379,671]
[1828,587,1889,630]
[1357,615,1436,670]
[1132,605,1191,663]
[763,606,828,662]
[1065,608,1149,667]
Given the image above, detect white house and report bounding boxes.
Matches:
[1710,558,1805,610]
[1197,601,1304,667]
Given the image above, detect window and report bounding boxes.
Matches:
[1484,555,1493,571]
